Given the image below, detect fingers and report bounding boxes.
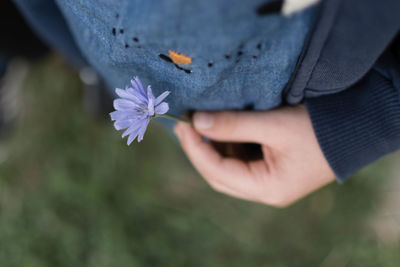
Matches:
[173,122,314,207]
[174,122,261,200]
[174,106,335,207]
[192,111,270,143]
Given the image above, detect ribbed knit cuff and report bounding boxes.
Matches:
[305,69,400,182]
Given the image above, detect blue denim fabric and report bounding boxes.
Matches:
[15,0,315,115]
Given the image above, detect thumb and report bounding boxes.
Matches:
[192,111,267,143]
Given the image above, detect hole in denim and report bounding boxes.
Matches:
[256,0,283,15]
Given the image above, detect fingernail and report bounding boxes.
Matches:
[194,112,214,129]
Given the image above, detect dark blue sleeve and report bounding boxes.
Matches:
[305,50,400,182]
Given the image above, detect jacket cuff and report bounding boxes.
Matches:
[305,69,400,182]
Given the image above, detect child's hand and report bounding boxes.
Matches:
[174,105,335,207]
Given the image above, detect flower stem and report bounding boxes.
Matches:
[156,114,192,125]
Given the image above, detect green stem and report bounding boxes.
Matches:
[155,114,193,125]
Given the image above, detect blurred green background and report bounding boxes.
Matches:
[0,56,399,267]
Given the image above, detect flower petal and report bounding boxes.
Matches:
[126,87,147,103]
[127,126,141,145]
[113,99,138,110]
[122,120,143,138]
[137,118,150,142]
[147,86,155,101]
[114,119,133,130]
[147,97,155,116]
[110,110,139,121]
[127,134,136,145]
[115,88,141,103]
[131,77,147,98]
[155,91,170,105]
[155,102,169,115]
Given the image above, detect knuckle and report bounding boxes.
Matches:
[207,180,224,193]
[215,111,238,135]
[201,173,221,188]
[260,193,292,208]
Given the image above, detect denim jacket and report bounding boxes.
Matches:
[13,0,315,116]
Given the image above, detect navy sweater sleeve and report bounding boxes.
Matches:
[305,51,400,183]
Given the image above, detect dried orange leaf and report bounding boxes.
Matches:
[168,50,192,65]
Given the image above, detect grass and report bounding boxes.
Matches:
[0,56,399,267]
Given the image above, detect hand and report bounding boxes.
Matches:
[174,105,335,207]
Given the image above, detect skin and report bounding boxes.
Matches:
[174,104,335,207]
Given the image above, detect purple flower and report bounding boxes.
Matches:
[110,77,170,145]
